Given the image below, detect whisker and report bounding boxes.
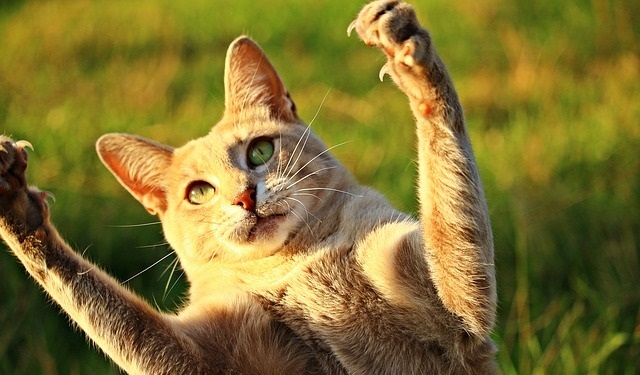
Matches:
[289,208,314,235]
[297,187,365,198]
[162,258,182,301]
[106,222,161,228]
[283,124,312,180]
[122,251,175,285]
[286,166,337,190]
[77,265,97,276]
[81,245,93,256]
[281,198,293,212]
[307,87,332,127]
[276,90,333,187]
[286,141,351,183]
[136,242,170,249]
[286,197,322,223]
[159,255,179,279]
[163,271,185,302]
[281,198,315,234]
[275,130,284,183]
[292,192,325,203]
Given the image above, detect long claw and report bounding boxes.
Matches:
[0,145,6,154]
[16,140,34,152]
[379,63,389,82]
[41,190,56,203]
[347,20,357,37]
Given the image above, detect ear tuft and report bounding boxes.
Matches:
[96,134,173,215]
[224,36,298,122]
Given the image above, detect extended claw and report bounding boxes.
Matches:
[41,190,56,203]
[347,20,357,37]
[0,145,6,154]
[379,63,389,82]
[15,140,34,152]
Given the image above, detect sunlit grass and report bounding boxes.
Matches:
[0,0,638,373]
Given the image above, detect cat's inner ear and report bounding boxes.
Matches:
[96,134,173,216]
[223,36,298,122]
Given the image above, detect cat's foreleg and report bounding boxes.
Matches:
[350,1,496,337]
[0,137,206,374]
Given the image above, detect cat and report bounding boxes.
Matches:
[0,1,497,374]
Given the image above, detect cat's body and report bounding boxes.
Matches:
[0,1,497,374]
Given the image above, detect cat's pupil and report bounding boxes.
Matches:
[248,139,274,167]
[187,181,215,205]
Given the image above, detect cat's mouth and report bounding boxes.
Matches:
[246,213,287,242]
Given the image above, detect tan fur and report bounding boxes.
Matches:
[0,1,496,374]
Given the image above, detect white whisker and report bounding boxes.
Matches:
[136,242,170,249]
[297,187,365,198]
[283,125,312,179]
[122,251,175,285]
[275,130,284,183]
[285,166,337,190]
[307,88,332,127]
[281,198,293,212]
[106,222,161,228]
[162,258,183,302]
[163,271,184,302]
[289,208,314,235]
[159,255,179,279]
[77,265,96,276]
[286,197,322,223]
[286,141,351,183]
[292,192,325,203]
[81,245,93,256]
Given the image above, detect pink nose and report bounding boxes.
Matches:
[233,188,256,212]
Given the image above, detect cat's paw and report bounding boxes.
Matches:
[0,137,51,237]
[0,136,31,192]
[348,0,432,80]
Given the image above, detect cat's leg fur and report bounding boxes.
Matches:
[0,137,321,374]
[350,0,496,337]
[0,137,213,373]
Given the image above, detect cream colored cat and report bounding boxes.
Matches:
[0,1,496,373]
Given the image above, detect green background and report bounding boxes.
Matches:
[1,0,638,373]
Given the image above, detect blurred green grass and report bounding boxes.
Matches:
[0,0,638,373]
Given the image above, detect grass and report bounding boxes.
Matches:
[0,0,638,373]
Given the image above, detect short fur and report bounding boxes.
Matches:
[0,1,497,374]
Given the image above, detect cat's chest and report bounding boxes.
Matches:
[255,248,430,374]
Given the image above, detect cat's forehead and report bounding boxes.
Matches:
[171,117,280,168]
[174,133,231,165]
[213,114,288,140]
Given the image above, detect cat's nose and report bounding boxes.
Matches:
[233,188,256,212]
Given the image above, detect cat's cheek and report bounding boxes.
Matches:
[160,216,205,263]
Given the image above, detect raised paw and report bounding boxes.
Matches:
[0,136,51,237]
[0,136,33,193]
[348,0,432,81]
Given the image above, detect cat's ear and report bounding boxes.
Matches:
[96,134,173,216]
[223,36,298,122]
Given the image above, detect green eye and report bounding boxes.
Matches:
[187,181,215,205]
[248,139,274,167]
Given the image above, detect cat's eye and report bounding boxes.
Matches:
[247,139,274,167]
[187,181,215,205]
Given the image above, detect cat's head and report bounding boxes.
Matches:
[96,37,351,269]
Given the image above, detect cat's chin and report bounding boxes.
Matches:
[227,212,293,259]
[246,213,288,244]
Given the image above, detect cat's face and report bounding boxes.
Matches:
[97,37,348,270]
[161,111,336,264]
